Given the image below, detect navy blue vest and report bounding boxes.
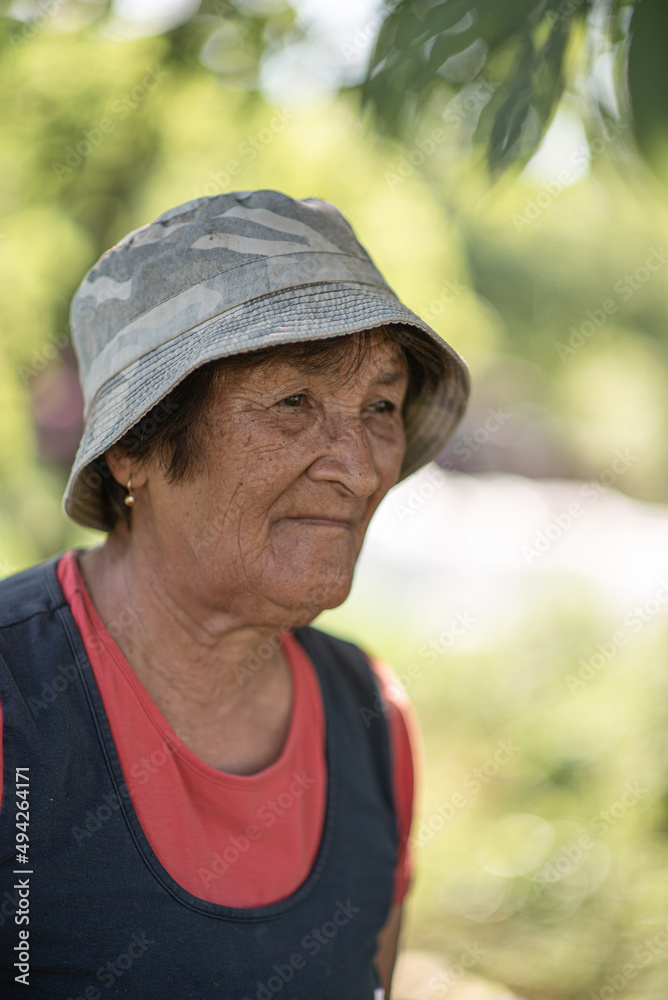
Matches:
[0,555,397,998]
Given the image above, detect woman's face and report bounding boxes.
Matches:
[123,331,409,627]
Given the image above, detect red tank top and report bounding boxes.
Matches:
[45,550,419,908]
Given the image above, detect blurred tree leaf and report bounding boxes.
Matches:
[627,0,668,181]
[363,0,590,174]
[5,0,668,182]
[362,0,668,181]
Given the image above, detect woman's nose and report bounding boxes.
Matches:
[307,416,382,498]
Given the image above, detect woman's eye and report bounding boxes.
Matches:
[370,399,397,414]
[279,393,307,408]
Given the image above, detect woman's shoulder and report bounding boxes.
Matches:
[0,552,67,630]
[366,656,423,758]
[292,623,377,689]
[295,624,421,748]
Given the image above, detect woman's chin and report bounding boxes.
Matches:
[263,576,354,627]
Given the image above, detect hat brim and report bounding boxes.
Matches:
[63,280,470,531]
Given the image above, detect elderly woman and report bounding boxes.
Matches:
[0,190,468,998]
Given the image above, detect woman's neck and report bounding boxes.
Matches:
[77,537,295,774]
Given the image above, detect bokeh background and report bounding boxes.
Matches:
[1,1,668,997]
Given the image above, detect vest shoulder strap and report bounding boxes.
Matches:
[293,624,395,822]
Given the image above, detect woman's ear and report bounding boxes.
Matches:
[104,446,148,490]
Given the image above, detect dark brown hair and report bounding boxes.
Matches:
[92,324,447,530]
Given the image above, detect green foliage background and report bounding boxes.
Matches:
[1,3,668,998]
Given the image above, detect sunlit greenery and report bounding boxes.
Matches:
[2,4,668,998]
[322,581,668,999]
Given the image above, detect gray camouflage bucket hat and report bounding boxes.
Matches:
[64,189,470,531]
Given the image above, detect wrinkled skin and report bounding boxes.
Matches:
[132,333,409,627]
[80,330,409,773]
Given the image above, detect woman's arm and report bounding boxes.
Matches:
[374,902,403,997]
[367,655,422,996]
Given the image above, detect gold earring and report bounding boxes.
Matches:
[124,477,135,507]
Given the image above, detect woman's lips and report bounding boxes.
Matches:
[281,516,354,529]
